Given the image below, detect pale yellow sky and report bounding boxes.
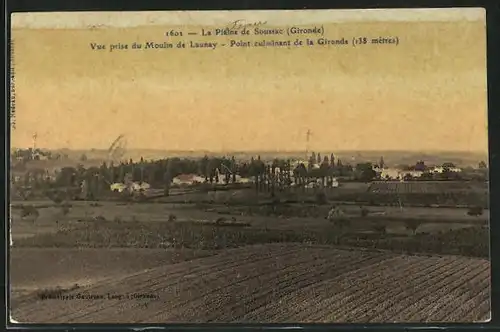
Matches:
[10,9,488,152]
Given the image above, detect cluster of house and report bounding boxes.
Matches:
[373,165,462,181]
[164,165,339,189]
[168,173,283,186]
[161,161,463,187]
[14,155,466,195]
[108,173,254,193]
[170,174,252,186]
[112,159,340,191]
[114,158,465,192]
[109,181,151,193]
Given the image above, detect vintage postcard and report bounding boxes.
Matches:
[9,8,489,324]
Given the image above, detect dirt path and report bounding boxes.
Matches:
[10,244,490,324]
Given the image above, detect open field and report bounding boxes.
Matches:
[10,244,490,323]
[10,198,488,244]
[10,193,489,257]
[11,200,489,224]
[10,248,216,298]
[149,181,488,209]
[9,179,491,323]
[368,181,488,194]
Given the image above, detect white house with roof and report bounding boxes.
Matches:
[431,166,462,173]
[110,183,128,192]
[172,174,206,186]
[110,181,151,193]
[376,167,423,180]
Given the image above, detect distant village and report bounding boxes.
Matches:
[10,145,489,201]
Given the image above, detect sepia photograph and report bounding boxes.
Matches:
[8,8,490,324]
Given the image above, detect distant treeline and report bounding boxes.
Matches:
[11,153,488,201]
[13,154,353,199]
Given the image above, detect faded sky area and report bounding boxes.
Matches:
[10,9,488,152]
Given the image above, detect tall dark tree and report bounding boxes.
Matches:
[118,163,125,183]
[98,162,110,192]
[308,154,315,172]
[277,160,285,190]
[231,156,237,183]
[262,165,268,192]
[250,157,258,191]
[250,157,264,193]
[270,162,277,197]
[415,160,426,172]
[317,153,322,165]
[163,160,173,196]
[109,162,115,183]
[215,166,220,184]
[206,158,217,184]
[286,159,292,188]
[199,155,210,181]
[319,156,330,187]
[294,163,307,188]
[356,163,376,182]
[55,167,78,187]
[84,167,100,200]
[139,157,145,182]
[379,156,385,169]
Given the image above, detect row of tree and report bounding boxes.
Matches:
[12,154,488,201]
[399,161,488,172]
[13,154,358,199]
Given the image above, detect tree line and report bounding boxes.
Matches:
[12,153,358,200]
[11,152,487,201]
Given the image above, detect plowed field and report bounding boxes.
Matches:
[11,244,490,324]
